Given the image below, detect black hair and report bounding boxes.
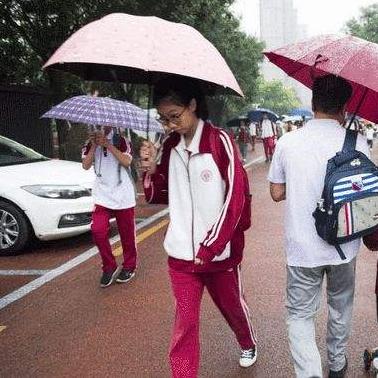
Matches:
[312,74,353,115]
[153,77,209,120]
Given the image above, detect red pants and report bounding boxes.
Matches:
[169,266,256,378]
[262,136,275,159]
[91,205,137,273]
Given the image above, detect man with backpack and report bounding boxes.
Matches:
[268,74,370,378]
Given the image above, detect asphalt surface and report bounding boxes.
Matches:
[0,142,377,377]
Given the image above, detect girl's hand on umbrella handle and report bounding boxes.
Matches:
[143,141,157,159]
[139,141,157,173]
[95,134,109,148]
[140,141,157,160]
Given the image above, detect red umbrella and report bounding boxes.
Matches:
[43,13,243,97]
[264,34,378,123]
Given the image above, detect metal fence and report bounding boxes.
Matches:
[0,85,53,157]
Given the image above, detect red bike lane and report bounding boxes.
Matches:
[0,145,377,377]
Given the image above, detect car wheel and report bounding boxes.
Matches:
[0,201,30,256]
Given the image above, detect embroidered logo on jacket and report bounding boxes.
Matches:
[200,169,213,182]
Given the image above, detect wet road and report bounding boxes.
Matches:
[0,143,377,377]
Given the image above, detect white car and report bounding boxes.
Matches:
[0,135,95,256]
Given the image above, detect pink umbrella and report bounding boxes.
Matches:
[264,34,378,123]
[44,13,243,97]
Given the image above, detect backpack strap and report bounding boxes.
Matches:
[342,129,358,153]
[113,133,135,190]
[335,244,347,260]
[112,133,123,184]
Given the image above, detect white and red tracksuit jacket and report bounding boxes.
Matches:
[143,120,251,273]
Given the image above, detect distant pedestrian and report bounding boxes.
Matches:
[82,126,137,288]
[237,120,250,162]
[227,127,236,140]
[140,77,256,378]
[260,113,276,162]
[275,121,284,139]
[285,120,294,133]
[269,74,370,378]
[249,121,257,150]
[366,124,375,149]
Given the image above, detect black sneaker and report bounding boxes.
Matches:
[329,357,348,378]
[116,269,135,283]
[100,268,120,288]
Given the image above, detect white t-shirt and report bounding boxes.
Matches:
[261,119,275,138]
[249,123,257,137]
[82,131,136,210]
[268,119,370,267]
[366,129,374,140]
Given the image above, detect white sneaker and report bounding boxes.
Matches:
[239,348,257,368]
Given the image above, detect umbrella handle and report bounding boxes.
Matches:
[347,87,368,129]
[146,84,153,141]
[109,68,153,140]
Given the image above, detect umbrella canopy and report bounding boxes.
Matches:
[264,34,378,123]
[289,107,313,118]
[43,13,243,97]
[226,115,249,128]
[42,95,164,133]
[248,108,279,123]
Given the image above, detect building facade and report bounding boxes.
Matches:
[259,0,311,107]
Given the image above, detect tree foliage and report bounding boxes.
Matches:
[253,79,301,116]
[345,3,378,43]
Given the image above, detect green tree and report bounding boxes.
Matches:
[345,3,378,43]
[0,0,146,158]
[253,79,301,116]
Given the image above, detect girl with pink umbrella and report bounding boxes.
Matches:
[140,77,257,377]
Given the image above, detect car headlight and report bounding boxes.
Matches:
[22,185,92,199]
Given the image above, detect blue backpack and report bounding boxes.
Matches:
[313,129,378,259]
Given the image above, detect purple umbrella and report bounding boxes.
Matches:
[41,95,164,133]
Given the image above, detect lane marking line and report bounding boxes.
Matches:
[0,326,6,333]
[136,219,169,244]
[244,155,264,169]
[0,270,50,276]
[135,217,146,222]
[113,219,169,257]
[0,208,169,311]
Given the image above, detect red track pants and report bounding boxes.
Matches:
[91,205,137,273]
[262,136,275,159]
[169,266,256,378]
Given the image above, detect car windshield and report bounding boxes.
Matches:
[0,136,49,167]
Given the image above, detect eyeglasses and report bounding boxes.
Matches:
[156,107,187,126]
